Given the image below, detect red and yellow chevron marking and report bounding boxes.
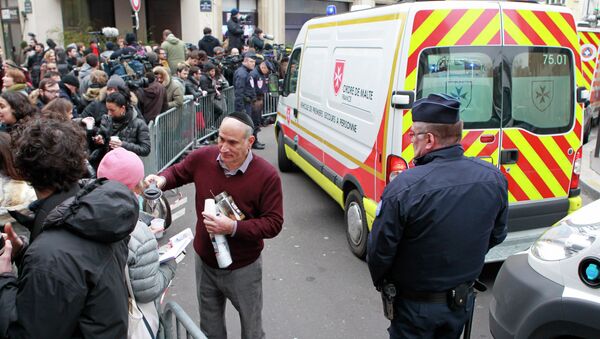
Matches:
[501,9,582,202]
[400,8,582,203]
[402,8,502,161]
[578,30,600,90]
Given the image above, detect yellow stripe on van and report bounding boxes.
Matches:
[583,64,594,83]
[587,31,600,45]
[363,197,378,230]
[517,11,559,46]
[505,164,543,201]
[503,15,532,45]
[308,13,399,30]
[506,131,566,197]
[472,12,501,45]
[540,137,573,178]
[548,12,586,87]
[508,191,517,203]
[409,10,452,56]
[438,9,485,46]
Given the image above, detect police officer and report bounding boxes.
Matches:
[367,93,508,339]
[233,52,265,149]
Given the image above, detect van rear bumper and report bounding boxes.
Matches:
[508,198,570,233]
[485,196,580,262]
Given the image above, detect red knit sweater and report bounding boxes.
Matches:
[161,146,283,269]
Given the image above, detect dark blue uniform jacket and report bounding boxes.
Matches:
[367,144,508,292]
[233,65,256,112]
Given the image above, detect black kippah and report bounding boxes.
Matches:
[412,93,460,124]
[227,112,255,129]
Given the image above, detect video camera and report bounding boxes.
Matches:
[103,53,152,90]
[239,14,253,25]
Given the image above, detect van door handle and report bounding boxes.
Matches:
[500,149,519,165]
[293,108,298,118]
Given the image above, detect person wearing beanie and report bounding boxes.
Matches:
[226,9,244,52]
[58,74,83,117]
[107,74,127,92]
[97,148,176,339]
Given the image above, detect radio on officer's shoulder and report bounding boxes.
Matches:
[380,281,396,320]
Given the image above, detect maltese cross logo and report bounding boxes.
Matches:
[333,60,345,96]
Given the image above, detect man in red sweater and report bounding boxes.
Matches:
[145,112,283,339]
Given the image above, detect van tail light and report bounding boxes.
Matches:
[387,155,408,183]
[570,147,582,190]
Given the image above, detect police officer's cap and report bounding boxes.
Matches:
[412,93,460,124]
[243,51,257,60]
[227,112,255,129]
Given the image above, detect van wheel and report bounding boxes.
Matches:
[277,130,295,172]
[345,190,368,259]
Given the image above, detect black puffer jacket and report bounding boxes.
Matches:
[98,107,151,157]
[0,179,139,338]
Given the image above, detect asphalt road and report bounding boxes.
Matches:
[159,124,596,339]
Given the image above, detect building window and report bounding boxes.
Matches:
[61,0,115,31]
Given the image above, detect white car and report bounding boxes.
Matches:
[490,199,600,338]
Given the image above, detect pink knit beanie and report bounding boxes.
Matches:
[97,148,144,190]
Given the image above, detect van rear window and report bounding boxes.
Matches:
[508,48,573,134]
[416,46,574,134]
[418,49,496,129]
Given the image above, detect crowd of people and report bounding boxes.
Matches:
[0,7,289,338]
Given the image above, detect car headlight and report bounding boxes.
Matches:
[531,220,599,261]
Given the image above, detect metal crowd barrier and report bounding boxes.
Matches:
[262,92,279,118]
[159,302,207,339]
[141,86,278,175]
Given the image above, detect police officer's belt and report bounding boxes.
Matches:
[398,282,474,304]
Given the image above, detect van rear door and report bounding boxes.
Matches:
[499,4,582,230]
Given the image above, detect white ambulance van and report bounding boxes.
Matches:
[276,1,588,261]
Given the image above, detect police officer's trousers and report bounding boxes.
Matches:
[388,293,474,339]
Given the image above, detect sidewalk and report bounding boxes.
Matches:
[581,125,600,200]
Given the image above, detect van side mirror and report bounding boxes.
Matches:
[391,91,415,109]
[577,86,590,103]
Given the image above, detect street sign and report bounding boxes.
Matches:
[24,0,32,14]
[130,0,141,12]
[200,0,212,12]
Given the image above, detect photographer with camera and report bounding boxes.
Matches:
[249,28,273,53]
[227,9,245,52]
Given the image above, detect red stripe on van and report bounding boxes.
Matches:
[412,10,434,33]
[521,132,570,189]
[501,166,529,201]
[502,10,546,45]
[534,11,580,65]
[406,9,468,78]
[455,10,499,45]
[461,130,483,148]
[502,133,556,199]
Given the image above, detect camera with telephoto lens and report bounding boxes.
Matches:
[103,54,151,89]
[239,14,252,25]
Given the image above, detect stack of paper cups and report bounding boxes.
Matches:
[204,199,232,268]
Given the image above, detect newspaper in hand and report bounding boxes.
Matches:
[158,228,194,263]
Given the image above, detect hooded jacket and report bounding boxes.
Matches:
[154,67,184,108]
[0,179,139,338]
[198,35,221,57]
[160,34,186,75]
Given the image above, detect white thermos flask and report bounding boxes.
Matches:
[204,199,232,268]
